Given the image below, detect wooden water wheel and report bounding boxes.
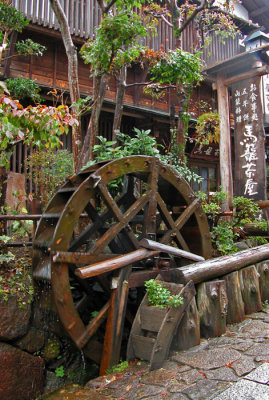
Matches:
[33,156,212,373]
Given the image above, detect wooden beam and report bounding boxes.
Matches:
[52,251,120,264]
[139,239,205,262]
[173,243,269,285]
[224,66,269,87]
[75,248,159,279]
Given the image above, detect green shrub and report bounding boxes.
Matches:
[26,149,74,207]
[145,279,183,308]
[5,77,42,103]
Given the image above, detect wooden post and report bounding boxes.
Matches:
[174,297,200,351]
[197,280,228,338]
[100,265,132,375]
[239,265,262,314]
[0,166,7,236]
[216,76,233,211]
[223,271,245,324]
[256,261,269,301]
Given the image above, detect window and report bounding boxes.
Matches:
[191,164,218,195]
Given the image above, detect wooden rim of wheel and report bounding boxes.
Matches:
[33,156,212,373]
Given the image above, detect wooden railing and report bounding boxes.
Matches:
[11,0,242,63]
[12,0,101,39]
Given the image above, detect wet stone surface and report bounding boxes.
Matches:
[205,367,239,382]
[213,378,269,400]
[40,311,269,400]
[172,347,241,370]
[230,355,256,376]
[181,378,231,400]
[245,340,269,356]
[244,363,269,384]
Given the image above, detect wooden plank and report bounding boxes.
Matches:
[140,305,167,332]
[75,0,79,36]
[173,198,201,231]
[100,265,132,375]
[131,334,155,361]
[32,0,37,23]
[38,0,43,25]
[82,339,103,364]
[140,238,204,262]
[224,66,269,87]
[69,0,74,35]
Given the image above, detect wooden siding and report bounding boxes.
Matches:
[12,0,100,39]
[12,0,242,64]
[202,34,243,67]
[12,0,174,50]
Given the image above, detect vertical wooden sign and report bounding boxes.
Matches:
[232,76,267,200]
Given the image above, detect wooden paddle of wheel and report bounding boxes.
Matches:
[33,156,212,374]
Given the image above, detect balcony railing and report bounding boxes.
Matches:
[12,1,242,66]
[12,0,101,39]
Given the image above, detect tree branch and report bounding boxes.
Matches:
[97,0,117,15]
[161,15,173,27]
[144,9,173,28]
[104,0,118,14]
[126,82,176,90]
[125,81,151,88]
[49,0,81,169]
[177,0,207,36]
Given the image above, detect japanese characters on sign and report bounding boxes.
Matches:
[190,143,219,161]
[232,77,266,200]
[262,74,269,122]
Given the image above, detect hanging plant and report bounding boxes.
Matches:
[194,112,220,145]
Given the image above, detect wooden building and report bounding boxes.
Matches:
[5,0,269,200]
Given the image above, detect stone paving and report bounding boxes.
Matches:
[43,307,269,400]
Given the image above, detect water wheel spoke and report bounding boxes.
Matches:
[174,197,201,231]
[93,180,150,255]
[85,202,134,255]
[97,179,140,249]
[33,156,212,374]
[76,301,110,349]
[69,189,134,252]
[156,193,190,251]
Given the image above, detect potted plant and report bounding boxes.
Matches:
[140,279,184,331]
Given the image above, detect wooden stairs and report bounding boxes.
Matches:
[127,280,196,370]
